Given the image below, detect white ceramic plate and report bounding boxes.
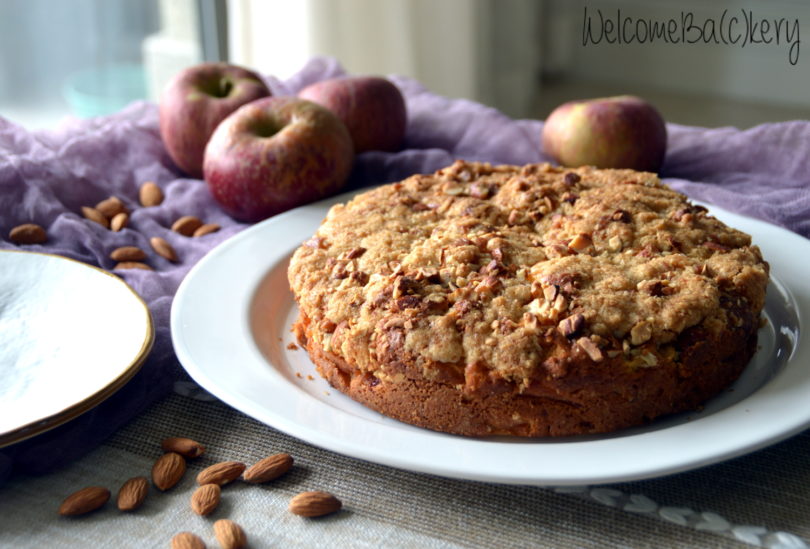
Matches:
[0,251,154,447]
[172,191,808,485]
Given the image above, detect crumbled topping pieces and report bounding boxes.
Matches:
[392,276,419,298]
[630,321,653,346]
[344,247,366,259]
[703,240,731,252]
[564,172,581,185]
[304,236,326,249]
[568,233,593,253]
[288,160,769,384]
[611,209,631,223]
[470,182,494,199]
[576,337,604,362]
[558,313,586,339]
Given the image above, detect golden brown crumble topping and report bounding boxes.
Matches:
[288,161,768,390]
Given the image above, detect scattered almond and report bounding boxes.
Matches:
[172,216,203,237]
[110,212,129,232]
[242,453,293,484]
[139,181,164,207]
[9,223,47,244]
[150,236,178,262]
[117,476,148,511]
[213,519,246,549]
[171,532,206,549]
[288,490,342,517]
[191,483,221,516]
[58,486,111,516]
[196,461,246,486]
[81,206,109,228]
[193,223,221,237]
[110,246,146,262]
[152,452,187,491]
[161,437,205,459]
[114,261,152,271]
[96,196,127,218]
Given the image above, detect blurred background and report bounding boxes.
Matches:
[1,0,808,130]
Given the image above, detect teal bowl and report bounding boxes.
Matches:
[63,64,146,118]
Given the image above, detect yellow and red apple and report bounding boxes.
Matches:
[542,95,667,173]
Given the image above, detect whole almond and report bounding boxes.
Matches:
[172,216,203,237]
[288,490,342,517]
[161,437,205,459]
[243,453,293,484]
[193,223,221,238]
[152,452,186,491]
[171,532,206,549]
[139,181,164,207]
[110,212,129,232]
[150,236,178,262]
[191,483,221,516]
[59,486,111,516]
[117,476,148,511]
[196,461,246,486]
[110,246,146,262]
[96,196,127,218]
[9,223,46,245]
[114,261,152,271]
[213,519,246,549]
[81,206,109,228]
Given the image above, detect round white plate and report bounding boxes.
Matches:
[171,191,808,485]
[0,251,154,447]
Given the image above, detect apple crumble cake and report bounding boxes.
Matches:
[287,160,769,437]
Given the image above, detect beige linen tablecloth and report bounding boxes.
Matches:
[1,383,808,548]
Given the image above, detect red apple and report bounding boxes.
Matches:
[203,97,354,222]
[542,95,667,172]
[298,76,406,153]
[159,62,271,178]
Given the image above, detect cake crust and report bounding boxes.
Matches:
[287,161,769,437]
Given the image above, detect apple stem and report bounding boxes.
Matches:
[219,77,233,98]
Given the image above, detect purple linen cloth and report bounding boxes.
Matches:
[0,57,808,482]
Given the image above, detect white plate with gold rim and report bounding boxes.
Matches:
[0,250,154,447]
[172,190,807,485]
